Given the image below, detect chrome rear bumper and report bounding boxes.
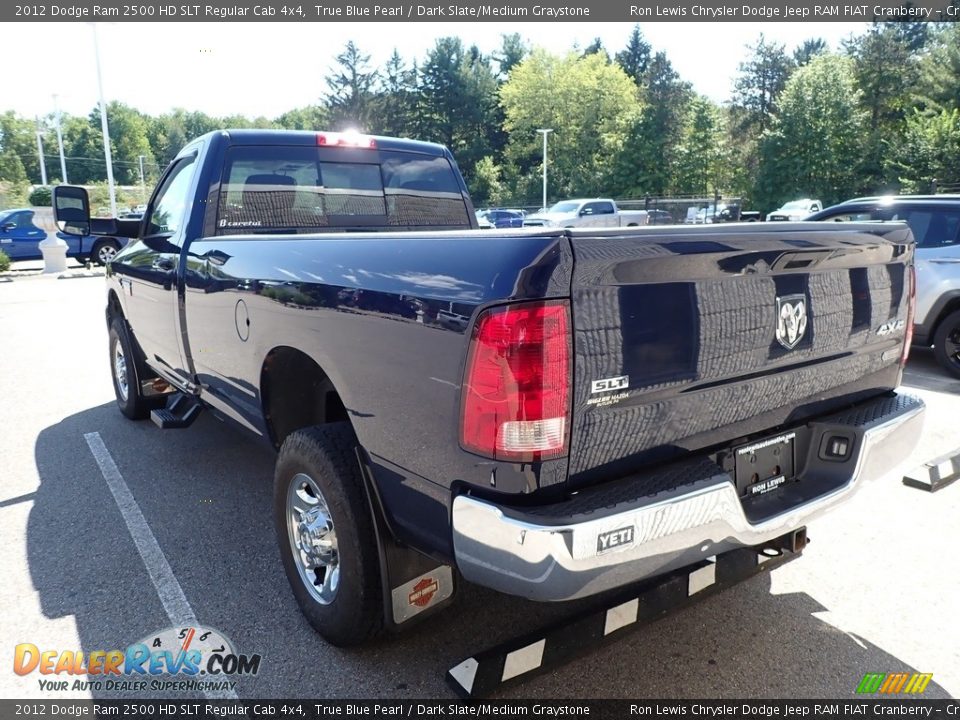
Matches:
[452,392,925,601]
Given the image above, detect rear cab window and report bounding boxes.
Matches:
[216,145,471,234]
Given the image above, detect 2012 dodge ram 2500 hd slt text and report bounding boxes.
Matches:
[54,129,925,648]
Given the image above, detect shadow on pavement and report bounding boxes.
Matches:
[29,403,951,699]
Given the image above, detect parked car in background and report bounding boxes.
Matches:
[768,199,823,221]
[646,209,675,225]
[523,198,648,228]
[808,195,960,378]
[477,208,524,228]
[686,203,758,224]
[475,212,494,229]
[0,207,127,265]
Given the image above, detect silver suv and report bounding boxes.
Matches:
[808,196,960,378]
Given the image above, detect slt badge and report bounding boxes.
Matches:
[776,294,808,350]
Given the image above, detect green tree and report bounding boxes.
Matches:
[0,112,42,184]
[611,52,692,196]
[793,38,827,66]
[731,35,794,137]
[102,102,155,185]
[0,143,28,186]
[494,33,527,79]
[674,97,726,196]
[728,35,795,199]
[370,49,418,138]
[845,25,920,187]
[420,39,501,175]
[755,54,867,210]
[615,25,652,85]
[500,49,638,200]
[582,38,609,62]
[275,106,328,131]
[29,185,52,206]
[60,113,105,184]
[467,156,505,206]
[915,24,960,112]
[325,41,376,131]
[893,109,960,192]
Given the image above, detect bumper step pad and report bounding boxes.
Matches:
[446,541,800,698]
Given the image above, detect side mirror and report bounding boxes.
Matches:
[579,208,592,216]
[2,222,14,232]
[53,186,91,237]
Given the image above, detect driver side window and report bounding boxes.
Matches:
[146,156,197,239]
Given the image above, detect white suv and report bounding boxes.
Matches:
[808,196,960,378]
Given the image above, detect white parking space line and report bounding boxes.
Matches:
[84,432,239,700]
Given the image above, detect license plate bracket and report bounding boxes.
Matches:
[734,431,796,498]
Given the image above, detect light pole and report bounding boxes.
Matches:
[53,94,68,184]
[35,118,48,186]
[91,23,117,217]
[536,128,553,211]
[138,155,146,200]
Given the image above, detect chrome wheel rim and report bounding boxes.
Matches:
[114,342,129,402]
[286,472,339,605]
[98,244,118,264]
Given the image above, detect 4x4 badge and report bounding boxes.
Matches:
[776,294,808,350]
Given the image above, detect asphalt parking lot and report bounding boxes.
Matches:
[2,274,958,700]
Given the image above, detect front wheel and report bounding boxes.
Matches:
[92,239,121,266]
[273,423,383,647]
[108,316,157,419]
[933,309,960,379]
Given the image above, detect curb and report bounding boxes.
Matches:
[57,271,106,280]
[0,270,104,281]
[903,447,960,492]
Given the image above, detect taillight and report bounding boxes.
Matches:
[460,300,571,462]
[901,264,916,366]
[317,131,376,148]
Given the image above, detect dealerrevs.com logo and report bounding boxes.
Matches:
[14,625,261,693]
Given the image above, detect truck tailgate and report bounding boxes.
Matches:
[567,223,914,483]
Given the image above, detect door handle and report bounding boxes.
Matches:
[152,257,176,271]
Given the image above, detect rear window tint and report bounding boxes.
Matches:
[216,146,469,233]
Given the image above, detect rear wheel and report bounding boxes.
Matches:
[933,309,960,379]
[92,239,121,266]
[273,423,383,647]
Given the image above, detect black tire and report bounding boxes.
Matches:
[273,423,383,647]
[933,309,960,379]
[92,238,121,266]
[108,316,156,420]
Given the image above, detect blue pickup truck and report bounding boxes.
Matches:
[0,206,127,265]
[54,129,924,648]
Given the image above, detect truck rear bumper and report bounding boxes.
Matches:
[451,392,924,601]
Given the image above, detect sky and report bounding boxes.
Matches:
[9,22,871,121]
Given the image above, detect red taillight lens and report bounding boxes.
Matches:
[317,131,376,148]
[901,264,916,366]
[460,300,571,462]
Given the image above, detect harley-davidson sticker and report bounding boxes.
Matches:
[408,577,439,608]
